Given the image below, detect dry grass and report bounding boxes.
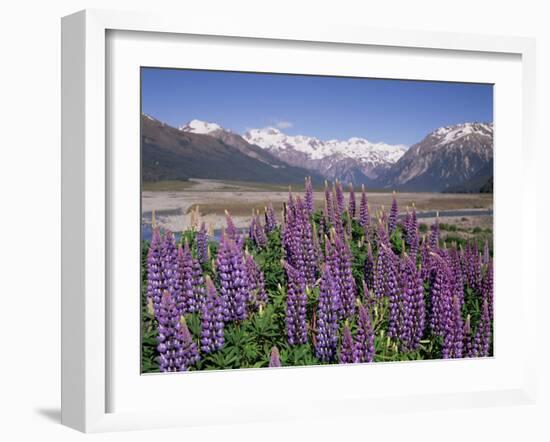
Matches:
[142,179,493,233]
[142,180,197,192]
[186,193,492,218]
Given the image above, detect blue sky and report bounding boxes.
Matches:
[141,68,493,146]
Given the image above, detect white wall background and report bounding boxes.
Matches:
[0,1,547,440]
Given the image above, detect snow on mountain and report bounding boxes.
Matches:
[431,122,493,146]
[142,114,324,185]
[152,117,493,190]
[379,122,493,191]
[243,127,407,163]
[179,119,224,135]
[177,120,407,182]
[242,126,407,181]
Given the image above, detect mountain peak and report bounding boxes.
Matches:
[244,127,282,137]
[242,126,408,182]
[430,122,493,146]
[179,119,225,135]
[379,121,494,191]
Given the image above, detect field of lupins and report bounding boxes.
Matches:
[141,177,493,373]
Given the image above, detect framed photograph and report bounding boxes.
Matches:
[61,9,537,432]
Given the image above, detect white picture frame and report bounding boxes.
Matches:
[61,9,537,433]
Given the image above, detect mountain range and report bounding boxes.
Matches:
[241,127,407,183]
[142,114,493,192]
[142,115,324,184]
[377,122,493,191]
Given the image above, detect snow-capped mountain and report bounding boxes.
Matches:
[179,119,223,134]
[432,122,493,146]
[175,118,493,190]
[180,120,407,183]
[180,120,303,170]
[142,114,324,184]
[243,127,407,181]
[244,127,406,162]
[378,122,493,191]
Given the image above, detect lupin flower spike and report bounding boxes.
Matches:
[269,346,281,367]
[339,325,355,364]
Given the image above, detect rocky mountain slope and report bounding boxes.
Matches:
[377,122,493,191]
[144,115,493,192]
[242,127,407,183]
[142,115,322,184]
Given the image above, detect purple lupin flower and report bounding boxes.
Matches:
[462,242,482,293]
[345,206,352,238]
[284,261,308,345]
[358,184,370,230]
[324,238,342,315]
[428,253,453,338]
[339,325,355,364]
[333,231,356,319]
[432,248,464,360]
[332,211,345,242]
[304,176,314,217]
[287,187,296,213]
[373,242,398,300]
[447,248,464,305]
[315,263,339,363]
[436,245,449,261]
[406,205,419,258]
[391,253,425,351]
[471,245,483,294]
[482,260,493,321]
[471,298,491,357]
[196,222,209,265]
[319,204,327,238]
[264,203,277,233]
[156,291,182,372]
[269,346,281,367]
[282,210,295,264]
[216,234,249,322]
[147,227,164,317]
[252,213,267,249]
[177,240,195,314]
[282,194,304,274]
[388,191,398,234]
[335,180,345,218]
[354,304,375,363]
[329,182,345,239]
[324,181,336,227]
[419,237,432,283]
[361,279,373,308]
[463,314,474,357]
[174,319,200,371]
[282,193,318,286]
[160,230,181,313]
[441,294,463,359]
[311,222,322,265]
[348,184,356,219]
[376,216,390,246]
[403,208,411,234]
[364,242,375,292]
[224,210,239,242]
[245,253,268,310]
[482,239,490,265]
[191,257,206,311]
[411,265,426,350]
[386,250,403,341]
[300,201,319,286]
[200,276,225,354]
